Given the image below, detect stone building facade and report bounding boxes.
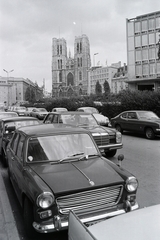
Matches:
[52,34,91,97]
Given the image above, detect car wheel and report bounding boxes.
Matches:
[23,197,36,237]
[105,149,117,158]
[145,127,155,139]
[115,124,123,133]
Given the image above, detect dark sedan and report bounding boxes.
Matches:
[110,110,160,139]
[43,112,123,157]
[7,124,138,237]
[0,116,40,166]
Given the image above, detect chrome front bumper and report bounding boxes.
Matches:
[33,202,139,233]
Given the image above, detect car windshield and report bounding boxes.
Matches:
[38,108,47,112]
[138,111,159,119]
[4,120,39,130]
[15,107,26,111]
[27,133,98,163]
[61,114,98,126]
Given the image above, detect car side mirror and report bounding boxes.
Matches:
[117,154,124,167]
[5,126,16,133]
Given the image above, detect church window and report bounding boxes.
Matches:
[80,57,82,67]
[80,42,82,53]
[60,45,62,54]
[77,43,79,52]
[78,58,80,67]
[59,71,62,82]
[79,71,82,81]
[57,45,59,55]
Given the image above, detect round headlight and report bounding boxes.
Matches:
[126,177,138,192]
[37,192,54,209]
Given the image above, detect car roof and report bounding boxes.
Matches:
[48,111,91,115]
[0,116,38,122]
[17,123,90,136]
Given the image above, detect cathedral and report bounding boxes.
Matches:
[52,34,91,97]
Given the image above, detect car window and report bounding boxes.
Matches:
[52,115,58,123]
[16,134,25,161]
[45,114,54,123]
[128,112,137,119]
[121,113,127,118]
[27,133,98,163]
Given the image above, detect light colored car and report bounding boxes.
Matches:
[12,106,27,116]
[30,108,48,120]
[69,204,160,240]
[76,107,109,126]
[0,111,18,119]
[52,107,68,112]
[24,107,35,116]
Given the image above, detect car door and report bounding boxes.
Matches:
[8,133,25,202]
[126,112,140,132]
[0,121,4,155]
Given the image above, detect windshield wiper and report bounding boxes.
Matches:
[58,152,84,163]
[78,153,101,161]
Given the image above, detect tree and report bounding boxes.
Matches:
[103,80,110,96]
[25,87,36,103]
[95,81,102,95]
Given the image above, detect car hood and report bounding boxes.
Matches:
[83,125,116,134]
[30,158,124,194]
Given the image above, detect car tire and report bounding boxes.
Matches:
[145,127,155,139]
[115,124,123,133]
[105,149,117,158]
[23,197,36,237]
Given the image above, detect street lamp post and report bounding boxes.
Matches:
[93,53,99,67]
[3,69,14,107]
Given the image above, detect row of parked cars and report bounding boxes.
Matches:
[0,106,160,238]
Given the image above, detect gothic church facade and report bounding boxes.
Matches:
[52,34,91,97]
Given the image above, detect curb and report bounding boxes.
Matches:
[0,171,20,240]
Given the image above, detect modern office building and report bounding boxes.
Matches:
[52,34,91,97]
[126,11,160,91]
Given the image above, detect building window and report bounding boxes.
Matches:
[157,62,160,74]
[79,71,82,81]
[142,64,149,75]
[135,21,141,33]
[58,59,62,69]
[142,49,148,60]
[59,71,62,82]
[156,17,160,28]
[142,20,148,32]
[149,48,156,59]
[135,65,142,76]
[149,33,155,45]
[148,18,155,30]
[149,63,156,74]
[135,36,141,47]
[136,50,142,61]
[142,34,148,46]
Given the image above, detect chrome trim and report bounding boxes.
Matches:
[32,202,139,233]
[98,143,123,150]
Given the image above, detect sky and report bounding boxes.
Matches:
[0,0,159,91]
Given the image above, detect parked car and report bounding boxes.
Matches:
[0,111,18,119]
[43,112,123,157]
[24,107,35,116]
[69,204,160,240]
[12,106,27,116]
[110,110,160,139]
[30,108,48,120]
[7,124,138,237]
[76,107,109,126]
[52,107,68,112]
[0,117,40,166]
[76,107,99,114]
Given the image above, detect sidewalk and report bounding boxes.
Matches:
[0,171,20,240]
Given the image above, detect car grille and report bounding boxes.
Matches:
[92,133,116,146]
[56,185,123,216]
